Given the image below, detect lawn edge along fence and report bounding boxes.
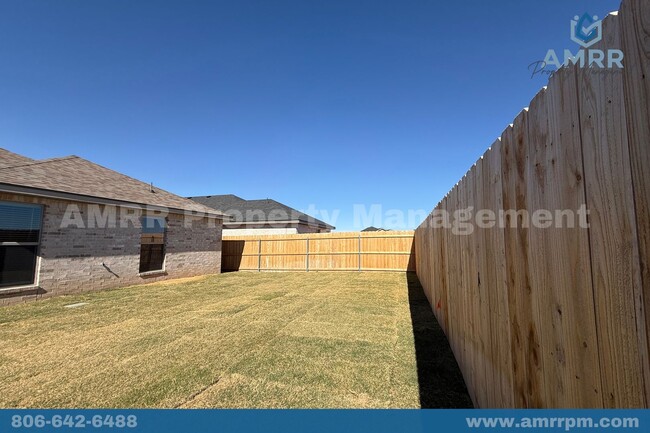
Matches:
[222,231,415,272]
[414,2,650,409]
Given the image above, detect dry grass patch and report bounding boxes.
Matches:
[0,272,471,408]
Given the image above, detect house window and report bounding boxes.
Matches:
[0,202,42,288]
[139,217,166,273]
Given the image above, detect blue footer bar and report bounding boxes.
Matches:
[0,409,648,433]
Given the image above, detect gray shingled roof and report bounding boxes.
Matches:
[188,194,334,229]
[0,149,225,217]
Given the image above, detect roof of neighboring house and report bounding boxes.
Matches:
[361,226,390,232]
[0,149,226,218]
[188,194,335,229]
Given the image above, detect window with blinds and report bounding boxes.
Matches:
[139,217,166,273]
[0,202,43,287]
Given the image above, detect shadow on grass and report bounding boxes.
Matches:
[406,272,473,408]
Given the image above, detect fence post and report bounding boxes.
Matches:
[358,234,362,272]
[257,239,262,272]
[306,238,310,272]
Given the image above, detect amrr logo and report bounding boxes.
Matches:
[529,12,623,78]
[570,13,603,48]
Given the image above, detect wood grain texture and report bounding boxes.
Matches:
[436,201,450,335]
[524,88,552,408]
[463,168,483,407]
[223,231,415,272]
[577,13,645,408]
[541,68,602,408]
[501,111,546,408]
[486,139,515,408]
[620,0,650,405]
[414,1,648,408]
[445,184,462,398]
[473,158,495,408]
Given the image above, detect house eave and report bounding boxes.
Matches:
[0,183,226,219]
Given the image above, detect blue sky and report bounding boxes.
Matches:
[0,0,621,231]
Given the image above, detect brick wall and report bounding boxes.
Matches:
[0,193,222,305]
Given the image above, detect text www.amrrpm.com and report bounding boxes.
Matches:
[466,416,640,431]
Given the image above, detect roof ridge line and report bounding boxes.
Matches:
[0,155,78,170]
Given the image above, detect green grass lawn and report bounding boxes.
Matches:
[0,272,471,408]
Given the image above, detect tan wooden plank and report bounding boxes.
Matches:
[444,187,465,393]
[457,170,479,406]
[471,160,494,407]
[522,88,552,409]
[501,122,527,407]
[471,166,487,408]
[441,195,455,348]
[533,67,604,408]
[620,0,650,405]
[414,226,426,295]
[433,200,450,335]
[417,223,432,303]
[500,111,546,408]
[360,254,410,270]
[483,139,514,407]
[577,13,645,408]
[262,254,306,270]
[458,174,479,407]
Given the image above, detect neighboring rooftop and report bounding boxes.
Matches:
[0,148,225,217]
[361,226,391,232]
[188,194,334,230]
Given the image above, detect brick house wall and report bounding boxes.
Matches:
[0,193,222,305]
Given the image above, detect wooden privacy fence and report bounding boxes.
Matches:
[222,231,415,272]
[415,2,649,409]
